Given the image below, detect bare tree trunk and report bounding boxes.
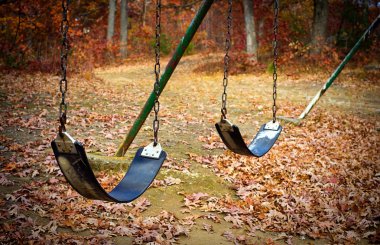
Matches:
[107,0,116,42]
[258,19,264,39]
[311,0,329,54]
[242,0,258,61]
[142,0,150,27]
[206,5,213,39]
[120,0,128,58]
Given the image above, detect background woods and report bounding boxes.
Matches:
[0,0,379,72]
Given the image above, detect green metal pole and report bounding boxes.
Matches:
[116,0,214,156]
[297,15,379,120]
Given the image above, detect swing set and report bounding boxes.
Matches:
[52,0,166,202]
[215,0,282,157]
[51,0,283,204]
[51,0,379,204]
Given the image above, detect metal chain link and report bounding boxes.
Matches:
[221,0,232,119]
[153,0,161,146]
[59,0,70,133]
[272,0,279,122]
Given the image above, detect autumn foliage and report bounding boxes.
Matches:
[1,55,379,243]
[0,0,379,72]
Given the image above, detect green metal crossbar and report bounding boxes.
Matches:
[116,0,214,156]
[279,15,380,125]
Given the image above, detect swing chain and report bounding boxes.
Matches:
[272,0,279,122]
[59,0,70,133]
[221,0,232,119]
[153,0,161,146]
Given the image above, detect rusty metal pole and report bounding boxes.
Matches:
[279,15,380,125]
[116,0,215,156]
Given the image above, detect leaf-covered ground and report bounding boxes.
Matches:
[0,54,379,244]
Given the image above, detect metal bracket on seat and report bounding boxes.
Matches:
[264,120,280,131]
[141,142,163,159]
[54,132,77,154]
[219,119,234,132]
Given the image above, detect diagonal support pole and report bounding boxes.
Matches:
[116,0,214,156]
[279,15,380,125]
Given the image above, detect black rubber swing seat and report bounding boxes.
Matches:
[51,132,166,203]
[215,119,282,157]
